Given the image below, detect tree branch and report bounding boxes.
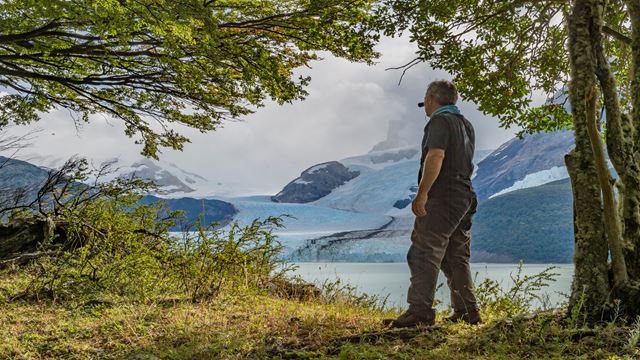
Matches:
[602,25,632,45]
[0,20,63,44]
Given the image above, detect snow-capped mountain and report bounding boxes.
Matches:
[473,130,575,200]
[469,89,577,200]
[114,158,211,196]
[274,144,492,215]
[14,153,219,197]
[0,155,238,230]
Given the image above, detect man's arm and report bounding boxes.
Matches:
[418,148,445,195]
[412,148,445,217]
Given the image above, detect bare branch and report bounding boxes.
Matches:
[602,25,632,45]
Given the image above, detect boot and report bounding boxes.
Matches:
[444,309,482,325]
[382,308,435,328]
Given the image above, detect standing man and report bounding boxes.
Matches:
[385,80,480,328]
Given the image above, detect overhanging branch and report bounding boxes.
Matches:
[602,25,632,45]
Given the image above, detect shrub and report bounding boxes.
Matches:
[1,158,290,303]
[475,261,560,319]
[171,216,290,302]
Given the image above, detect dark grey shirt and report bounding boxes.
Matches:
[418,112,475,195]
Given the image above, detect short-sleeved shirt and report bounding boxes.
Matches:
[417,112,475,195]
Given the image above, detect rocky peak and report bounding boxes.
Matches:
[271,161,360,203]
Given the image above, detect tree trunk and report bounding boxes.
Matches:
[566,0,610,319]
[622,174,640,278]
[589,0,637,284]
[0,219,67,261]
[623,0,640,279]
[565,151,610,317]
[584,85,628,286]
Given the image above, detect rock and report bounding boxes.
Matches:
[271,161,360,203]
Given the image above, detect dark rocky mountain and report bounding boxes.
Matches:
[139,196,237,230]
[271,161,360,203]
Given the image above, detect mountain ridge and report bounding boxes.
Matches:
[0,155,237,230]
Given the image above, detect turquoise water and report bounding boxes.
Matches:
[291,262,574,310]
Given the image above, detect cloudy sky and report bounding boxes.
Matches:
[4,36,520,196]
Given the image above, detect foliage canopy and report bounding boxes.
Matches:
[376,0,633,135]
[0,0,379,157]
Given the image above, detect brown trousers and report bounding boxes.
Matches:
[406,189,478,314]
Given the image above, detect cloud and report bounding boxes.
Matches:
[3,36,519,196]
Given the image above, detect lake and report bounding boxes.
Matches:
[291,262,574,310]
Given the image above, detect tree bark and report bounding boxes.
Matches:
[623,0,640,279]
[584,85,628,286]
[566,0,610,318]
[0,219,67,261]
[591,0,639,280]
[582,0,629,283]
[565,150,610,317]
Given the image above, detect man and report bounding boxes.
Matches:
[384,80,480,328]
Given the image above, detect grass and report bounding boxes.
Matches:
[1,274,639,360]
[0,291,387,359]
[3,165,636,358]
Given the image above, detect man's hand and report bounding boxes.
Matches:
[412,191,428,217]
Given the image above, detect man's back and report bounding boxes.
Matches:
[418,112,475,194]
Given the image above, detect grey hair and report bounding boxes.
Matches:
[426,80,458,105]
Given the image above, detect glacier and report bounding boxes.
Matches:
[215,144,503,262]
[489,166,570,199]
[213,194,392,253]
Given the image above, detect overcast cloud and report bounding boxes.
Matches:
[4,36,520,196]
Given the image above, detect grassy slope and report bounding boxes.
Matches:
[473,178,574,263]
[1,283,637,359]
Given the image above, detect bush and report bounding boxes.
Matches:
[475,261,560,319]
[1,158,291,303]
[172,216,290,302]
